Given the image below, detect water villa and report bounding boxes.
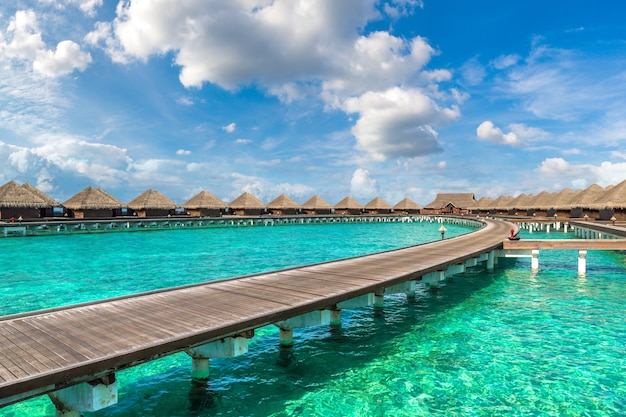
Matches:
[182,190,226,217]
[127,189,179,217]
[267,194,301,216]
[0,181,52,220]
[62,186,124,219]
[301,195,332,215]
[364,197,392,215]
[229,192,266,216]
[334,196,363,215]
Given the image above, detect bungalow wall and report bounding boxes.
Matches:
[68,209,116,219]
[186,208,222,217]
[0,207,41,220]
[302,208,332,215]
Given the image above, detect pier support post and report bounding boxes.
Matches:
[487,251,495,270]
[49,374,117,417]
[329,309,342,327]
[275,310,331,347]
[186,337,249,379]
[373,290,385,308]
[578,250,587,274]
[531,249,539,270]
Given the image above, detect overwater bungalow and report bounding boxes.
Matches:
[334,196,363,215]
[300,195,332,215]
[228,192,266,216]
[593,179,626,220]
[364,197,392,215]
[182,190,226,217]
[62,186,125,219]
[127,189,179,218]
[392,197,421,215]
[266,194,300,216]
[422,193,476,215]
[0,180,51,220]
[522,191,552,217]
[21,183,62,217]
[468,196,494,216]
[569,184,606,219]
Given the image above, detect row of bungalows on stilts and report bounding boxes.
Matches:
[462,181,626,221]
[0,180,424,220]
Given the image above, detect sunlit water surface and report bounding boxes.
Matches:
[1,221,625,416]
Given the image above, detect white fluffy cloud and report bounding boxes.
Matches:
[344,87,460,161]
[222,122,236,133]
[0,9,92,77]
[350,168,378,198]
[87,0,458,161]
[476,121,522,146]
[537,157,626,189]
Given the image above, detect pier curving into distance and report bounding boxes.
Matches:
[3,217,624,415]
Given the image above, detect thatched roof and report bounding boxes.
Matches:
[0,180,49,208]
[334,196,363,209]
[266,194,300,209]
[523,191,552,209]
[552,188,577,210]
[301,195,332,209]
[364,197,391,210]
[182,190,226,209]
[229,192,265,209]
[62,186,124,210]
[472,196,494,209]
[490,195,514,210]
[127,189,178,210]
[393,197,421,210]
[21,183,58,205]
[594,179,626,209]
[425,193,476,209]
[569,184,606,208]
[504,193,531,210]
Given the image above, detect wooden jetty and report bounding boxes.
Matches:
[0,218,513,414]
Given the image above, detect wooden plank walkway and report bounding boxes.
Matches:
[0,219,513,406]
[503,239,626,250]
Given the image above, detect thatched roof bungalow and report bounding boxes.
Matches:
[468,196,494,215]
[62,186,124,219]
[364,197,392,215]
[423,193,476,215]
[300,195,332,215]
[334,196,363,215]
[567,184,606,219]
[590,180,626,220]
[127,189,179,218]
[393,197,421,215]
[267,194,300,216]
[182,190,226,217]
[228,192,266,216]
[0,180,51,220]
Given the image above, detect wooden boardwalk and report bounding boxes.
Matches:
[0,219,513,407]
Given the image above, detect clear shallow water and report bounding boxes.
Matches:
[1,223,626,416]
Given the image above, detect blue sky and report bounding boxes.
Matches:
[2,1,626,206]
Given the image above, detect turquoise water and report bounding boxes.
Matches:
[1,222,625,416]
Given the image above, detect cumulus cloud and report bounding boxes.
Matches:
[235,138,252,145]
[86,0,458,161]
[344,87,459,161]
[350,168,378,198]
[537,157,626,188]
[1,9,92,77]
[176,149,191,155]
[33,40,92,77]
[222,122,236,133]
[0,136,132,190]
[476,121,522,146]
